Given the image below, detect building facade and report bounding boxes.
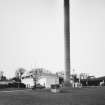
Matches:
[21,73,59,88]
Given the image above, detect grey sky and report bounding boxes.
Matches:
[0,0,105,78]
[71,0,105,76]
[0,0,64,78]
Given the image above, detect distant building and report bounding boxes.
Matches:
[22,72,59,88]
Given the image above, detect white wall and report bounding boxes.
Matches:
[38,78,46,86]
[22,78,34,88]
[38,76,59,88]
[22,75,59,88]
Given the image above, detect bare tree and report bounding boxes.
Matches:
[15,68,26,88]
[15,68,26,80]
[0,71,3,76]
[0,71,4,80]
[15,70,19,78]
[29,68,42,88]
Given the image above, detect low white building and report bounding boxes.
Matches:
[21,76,34,88]
[22,73,59,88]
[38,73,59,88]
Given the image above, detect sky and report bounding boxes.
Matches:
[71,0,105,77]
[0,0,105,78]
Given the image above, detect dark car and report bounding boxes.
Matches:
[32,84,45,89]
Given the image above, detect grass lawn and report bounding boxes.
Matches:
[0,87,105,105]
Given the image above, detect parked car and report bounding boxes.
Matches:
[32,84,45,89]
[8,82,26,88]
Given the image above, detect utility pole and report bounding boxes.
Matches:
[64,0,71,86]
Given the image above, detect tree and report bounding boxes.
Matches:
[0,71,3,77]
[29,68,42,88]
[0,71,7,81]
[15,68,26,88]
[15,68,26,80]
[0,71,6,81]
[0,71,4,80]
[15,70,19,78]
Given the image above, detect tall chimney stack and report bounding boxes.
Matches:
[64,0,71,85]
